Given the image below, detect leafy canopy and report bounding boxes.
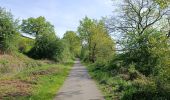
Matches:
[21,16,55,37]
[63,31,81,57]
[78,17,115,62]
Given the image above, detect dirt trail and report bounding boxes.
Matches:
[54,59,104,100]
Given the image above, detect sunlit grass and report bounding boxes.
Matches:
[0,54,74,100]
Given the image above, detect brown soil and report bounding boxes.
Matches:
[0,80,32,99]
[30,67,60,76]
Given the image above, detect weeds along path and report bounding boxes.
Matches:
[54,59,104,100]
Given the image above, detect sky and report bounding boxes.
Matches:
[1,0,117,38]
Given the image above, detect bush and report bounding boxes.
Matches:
[88,51,170,100]
[18,36,35,53]
[55,39,73,63]
[0,7,19,53]
[27,34,63,61]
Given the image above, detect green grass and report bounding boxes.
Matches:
[85,61,170,100]
[84,62,118,100]
[0,55,74,100]
[28,64,73,100]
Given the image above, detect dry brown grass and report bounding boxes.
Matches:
[30,67,60,76]
[0,54,42,76]
[0,54,39,99]
[0,53,70,99]
[0,80,32,99]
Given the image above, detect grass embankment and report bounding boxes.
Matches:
[86,63,115,100]
[85,62,128,100]
[0,53,73,100]
[86,61,170,100]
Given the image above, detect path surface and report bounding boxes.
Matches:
[54,59,104,100]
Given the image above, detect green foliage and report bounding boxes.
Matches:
[21,16,55,37]
[0,7,19,53]
[1,1,169,99]
[63,31,81,57]
[56,39,73,63]
[90,28,170,99]
[18,36,35,53]
[154,0,170,8]
[80,46,89,61]
[28,34,63,61]
[78,17,115,62]
[86,28,170,99]
[21,17,64,61]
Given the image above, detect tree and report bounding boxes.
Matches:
[21,16,62,61]
[63,31,81,57]
[78,17,96,61]
[108,0,168,35]
[89,21,115,63]
[58,39,73,62]
[107,0,169,75]
[78,17,115,62]
[154,0,170,8]
[28,33,62,60]
[21,16,55,37]
[107,0,170,97]
[0,7,19,53]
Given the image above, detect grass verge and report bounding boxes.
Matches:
[84,62,116,100]
[0,54,74,100]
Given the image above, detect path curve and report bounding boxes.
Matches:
[54,59,104,100]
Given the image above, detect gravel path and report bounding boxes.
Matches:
[54,59,104,100]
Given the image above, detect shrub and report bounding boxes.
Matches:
[27,34,63,61]
[0,7,19,53]
[18,36,35,53]
[55,39,73,63]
